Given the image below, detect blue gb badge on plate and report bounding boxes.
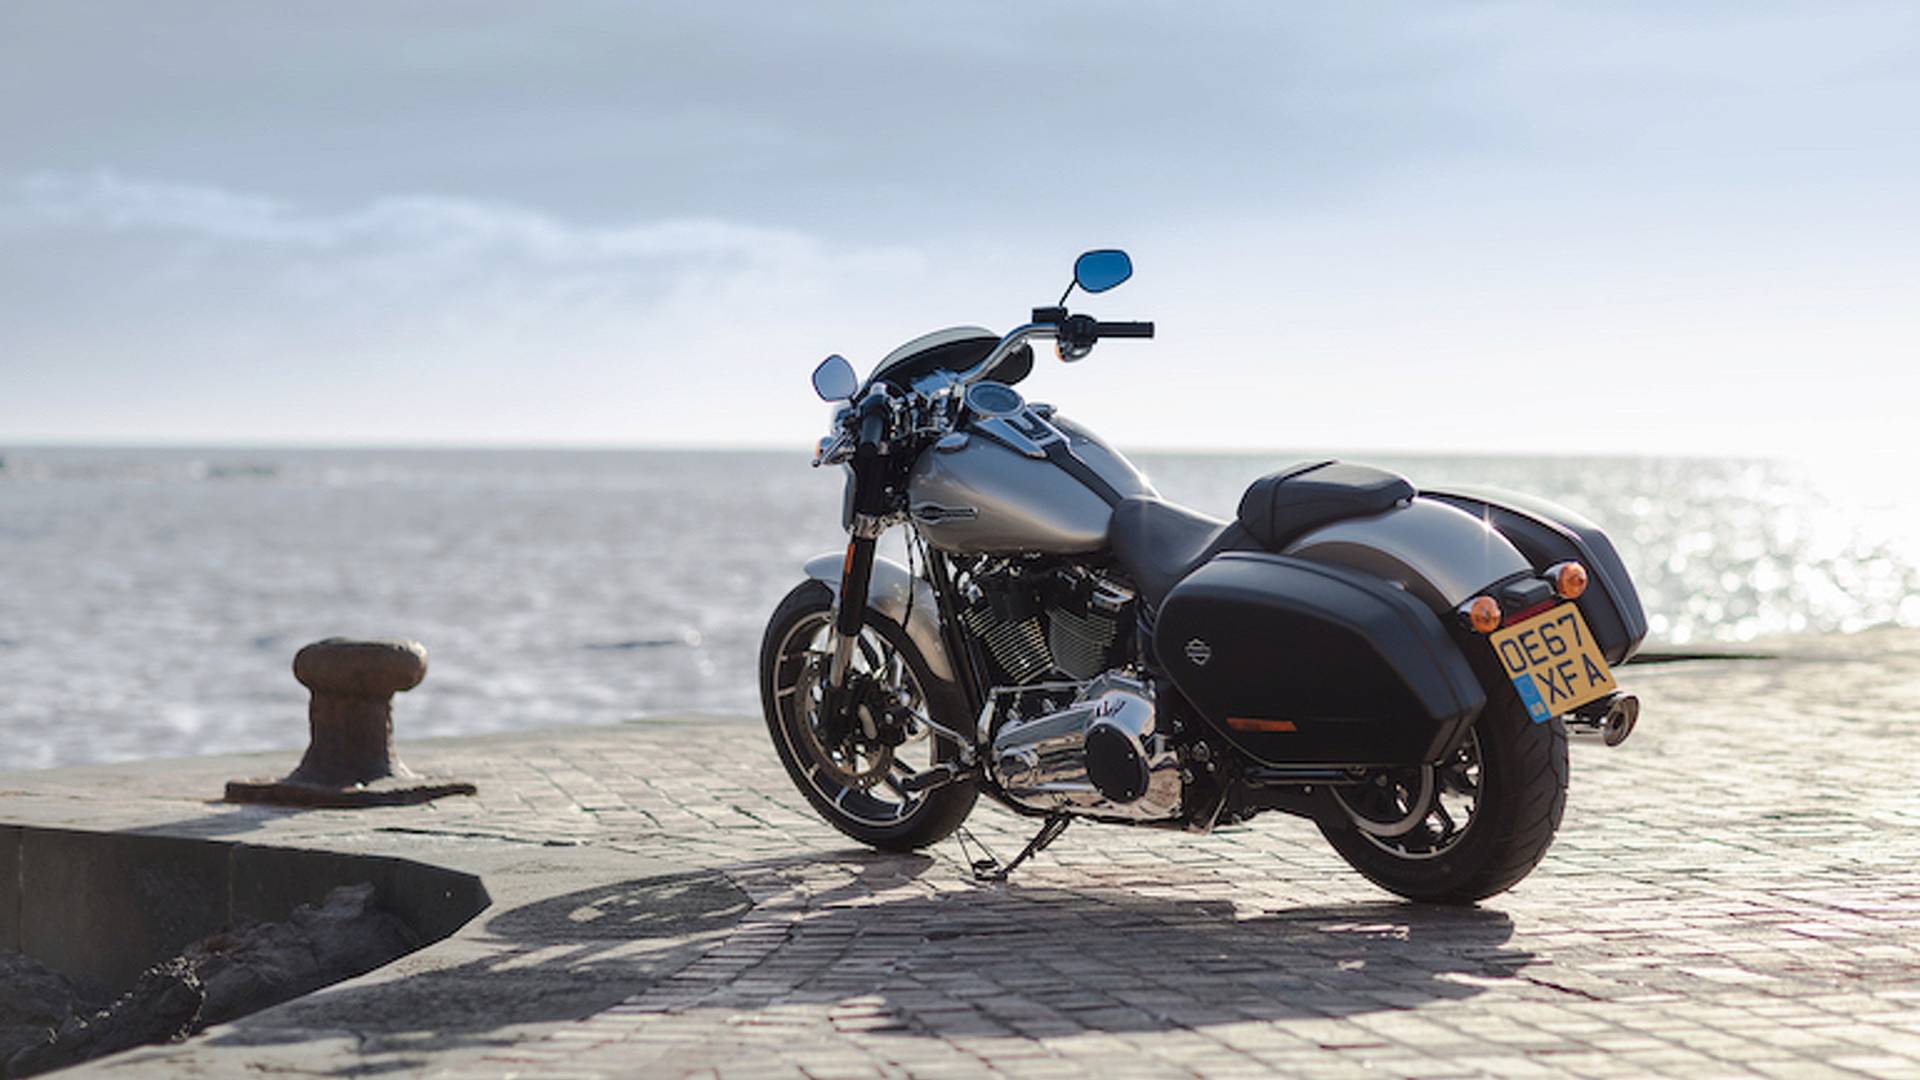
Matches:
[1513,674,1552,723]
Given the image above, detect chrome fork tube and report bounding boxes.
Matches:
[826,631,857,686]
[826,513,889,739]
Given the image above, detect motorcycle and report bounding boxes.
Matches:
[759,250,1647,902]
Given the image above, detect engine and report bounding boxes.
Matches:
[956,559,1183,822]
[986,673,1184,822]
[958,560,1135,685]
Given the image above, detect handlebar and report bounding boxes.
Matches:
[951,311,1154,387]
[952,322,1054,387]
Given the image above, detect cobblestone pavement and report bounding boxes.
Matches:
[12,630,1920,1078]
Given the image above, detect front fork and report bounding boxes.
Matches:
[822,512,887,743]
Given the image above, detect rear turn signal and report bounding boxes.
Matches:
[1550,561,1589,600]
[1465,595,1502,634]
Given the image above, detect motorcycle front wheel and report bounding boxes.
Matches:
[1315,677,1569,904]
[759,580,977,851]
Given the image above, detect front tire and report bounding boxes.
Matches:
[759,580,977,851]
[1316,678,1568,904]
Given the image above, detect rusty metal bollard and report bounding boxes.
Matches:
[225,637,477,808]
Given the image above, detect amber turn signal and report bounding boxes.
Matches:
[1466,595,1502,633]
[1550,561,1589,600]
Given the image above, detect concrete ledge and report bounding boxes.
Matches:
[4,825,488,991]
[0,824,19,953]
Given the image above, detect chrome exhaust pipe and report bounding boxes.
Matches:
[1567,692,1638,746]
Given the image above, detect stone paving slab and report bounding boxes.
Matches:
[3,629,1920,1077]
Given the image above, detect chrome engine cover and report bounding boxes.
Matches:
[987,673,1182,822]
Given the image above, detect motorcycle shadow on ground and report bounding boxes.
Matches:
[193,844,1530,1064]
[735,847,1533,1037]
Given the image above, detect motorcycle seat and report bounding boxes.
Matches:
[1234,460,1415,549]
[1111,461,1415,609]
[1109,498,1248,610]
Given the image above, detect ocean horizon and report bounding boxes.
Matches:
[3,445,1915,772]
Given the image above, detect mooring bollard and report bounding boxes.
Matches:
[225,637,477,808]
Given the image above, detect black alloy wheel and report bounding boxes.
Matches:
[1316,677,1568,904]
[759,580,977,851]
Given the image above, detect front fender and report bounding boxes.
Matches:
[1282,496,1532,613]
[803,553,957,685]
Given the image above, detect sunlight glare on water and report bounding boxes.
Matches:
[0,447,1914,770]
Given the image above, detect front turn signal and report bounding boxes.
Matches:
[1465,595,1502,634]
[1550,561,1589,600]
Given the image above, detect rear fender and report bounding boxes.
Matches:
[803,553,957,684]
[1282,496,1532,613]
[1423,486,1649,664]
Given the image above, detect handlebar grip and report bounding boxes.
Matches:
[1094,321,1155,339]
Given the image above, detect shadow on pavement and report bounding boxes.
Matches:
[191,866,756,1061]
[188,846,1528,1062]
[123,802,312,840]
[737,850,1528,1036]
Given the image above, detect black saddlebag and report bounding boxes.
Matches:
[1155,551,1485,768]
[1424,486,1649,665]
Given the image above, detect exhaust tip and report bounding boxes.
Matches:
[1601,693,1639,746]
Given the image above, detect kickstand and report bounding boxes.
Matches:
[957,814,1072,883]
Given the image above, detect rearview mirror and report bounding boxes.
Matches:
[811,354,858,401]
[1073,249,1133,294]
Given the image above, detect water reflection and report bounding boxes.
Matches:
[1138,452,1920,646]
[0,447,1914,769]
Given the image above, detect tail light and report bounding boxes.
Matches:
[1463,595,1502,634]
[1549,561,1589,600]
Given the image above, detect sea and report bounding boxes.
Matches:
[2,447,1916,772]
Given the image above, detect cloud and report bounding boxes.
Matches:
[2,171,882,267]
[3,161,1917,456]
[0,173,941,444]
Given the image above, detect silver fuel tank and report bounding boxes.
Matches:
[907,411,1155,555]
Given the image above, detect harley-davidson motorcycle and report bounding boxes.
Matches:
[759,250,1647,902]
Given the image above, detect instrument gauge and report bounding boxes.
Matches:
[964,381,1025,418]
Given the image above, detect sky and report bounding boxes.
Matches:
[2,2,1916,456]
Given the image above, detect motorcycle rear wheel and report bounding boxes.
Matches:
[759,580,977,851]
[1316,678,1568,904]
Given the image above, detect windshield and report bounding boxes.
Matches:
[863,326,1031,390]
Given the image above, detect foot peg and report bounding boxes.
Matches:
[898,761,965,795]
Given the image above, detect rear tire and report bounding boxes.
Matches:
[759,580,977,852]
[1316,678,1568,904]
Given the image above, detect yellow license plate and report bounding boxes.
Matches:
[1488,604,1616,722]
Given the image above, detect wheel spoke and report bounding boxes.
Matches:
[1440,765,1475,795]
[768,604,952,832]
